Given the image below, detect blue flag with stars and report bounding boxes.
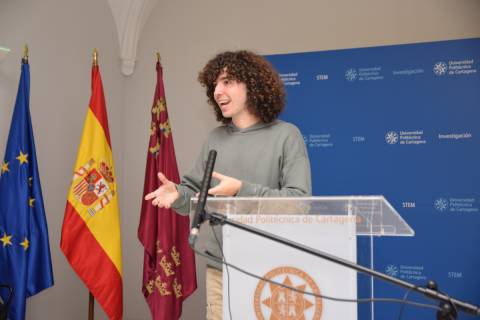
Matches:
[0,59,54,320]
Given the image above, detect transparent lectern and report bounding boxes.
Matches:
[192,196,414,320]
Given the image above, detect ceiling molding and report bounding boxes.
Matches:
[108,0,159,76]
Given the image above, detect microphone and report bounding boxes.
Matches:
[189,149,217,247]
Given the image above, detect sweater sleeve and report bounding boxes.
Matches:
[237,126,312,197]
[171,142,209,215]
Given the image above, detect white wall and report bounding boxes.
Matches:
[1,0,479,319]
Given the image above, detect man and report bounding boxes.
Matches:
[145,50,311,319]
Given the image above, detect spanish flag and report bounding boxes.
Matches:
[60,56,123,319]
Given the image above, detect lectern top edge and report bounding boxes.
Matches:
[191,195,414,236]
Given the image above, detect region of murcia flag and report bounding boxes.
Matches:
[61,62,122,320]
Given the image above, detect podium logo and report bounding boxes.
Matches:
[254,266,323,320]
[345,68,357,81]
[433,62,447,76]
[385,131,399,144]
[434,198,449,212]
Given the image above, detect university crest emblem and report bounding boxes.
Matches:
[254,266,323,320]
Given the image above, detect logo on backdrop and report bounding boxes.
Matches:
[385,131,399,144]
[434,197,479,213]
[385,264,427,281]
[434,198,449,212]
[433,62,448,76]
[345,66,384,81]
[385,265,399,277]
[280,72,301,86]
[304,133,334,148]
[254,266,323,320]
[385,130,426,145]
[345,68,357,81]
[433,59,477,76]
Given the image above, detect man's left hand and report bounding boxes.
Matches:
[208,171,242,196]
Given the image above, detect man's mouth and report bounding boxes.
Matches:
[218,100,230,108]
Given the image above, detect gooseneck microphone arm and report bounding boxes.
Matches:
[188,149,217,247]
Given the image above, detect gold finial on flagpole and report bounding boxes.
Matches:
[93,48,98,66]
[156,52,161,63]
[23,44,29,63]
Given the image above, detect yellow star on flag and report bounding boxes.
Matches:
[20,238,30,251]
[29,197,36,207]
[1,162,9,174]
[16,151,29,165]
[0,232,13,247]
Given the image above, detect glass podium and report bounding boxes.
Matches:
[191,196,414,319]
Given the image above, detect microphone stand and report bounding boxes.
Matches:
[199,210,480,320]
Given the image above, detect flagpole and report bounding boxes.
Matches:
[88,48,97,320]
[88,293,94,320]
[23,44,28,63]
[93,48,98,66]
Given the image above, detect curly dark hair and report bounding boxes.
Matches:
[198,50,285,124]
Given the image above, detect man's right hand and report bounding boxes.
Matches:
[144,172,179,209]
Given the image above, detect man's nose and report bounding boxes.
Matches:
[214,83,223,97]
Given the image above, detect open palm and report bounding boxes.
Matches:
[144,172,179,208]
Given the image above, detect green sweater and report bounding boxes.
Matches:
[172,119,312,269]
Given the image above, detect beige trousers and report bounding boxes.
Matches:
[206,267,223,320]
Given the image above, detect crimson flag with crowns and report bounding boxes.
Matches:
[138,59,197,319]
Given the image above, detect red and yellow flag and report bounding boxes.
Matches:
[138,60,196,319]
[61,62,122,320]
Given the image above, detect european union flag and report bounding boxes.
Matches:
[0,59,54,320]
